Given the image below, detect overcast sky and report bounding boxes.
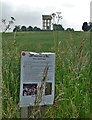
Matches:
[0,0,91,31]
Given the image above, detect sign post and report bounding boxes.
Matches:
[90,2,92,119]
[20,52,55,118]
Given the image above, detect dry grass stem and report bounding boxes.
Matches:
[29,64,49,118]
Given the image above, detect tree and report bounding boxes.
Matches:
[27,26,33,31]
[53,24,64,31]
[13,25,20,32]
[21,26,27,32]
[13,27,16,32]
[33,26,41,31]
[82,22,90,31]
[66,28,74,31]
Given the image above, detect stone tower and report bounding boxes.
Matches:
[42,15,52,30]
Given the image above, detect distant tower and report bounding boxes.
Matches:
[42,15,52,30]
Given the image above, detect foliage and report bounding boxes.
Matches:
[53,24,64,31]
[21,26,27,32]
[27,26,33,31]
[13,25,21,32]
[13,25,41,32]
[33,26,41,31]
[66,28,74,31]
[82,22,91,31]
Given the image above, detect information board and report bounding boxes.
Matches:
[20,51,55,107]
[90,1,92,22]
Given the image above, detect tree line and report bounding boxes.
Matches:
[13,24,74,32]
[13,22,92,32]
[13,25,41,32]
[1,17,92,32]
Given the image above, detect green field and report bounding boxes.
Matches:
[2,31,90,118]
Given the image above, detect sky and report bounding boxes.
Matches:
[0,0,92,31]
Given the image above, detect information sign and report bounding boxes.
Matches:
[20,52,55,107]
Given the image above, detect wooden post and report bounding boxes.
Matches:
[0,33,2,119]
[90,2,92,119]
[40,105,47,118]
[21,107,28,118]
[21,106,47,118]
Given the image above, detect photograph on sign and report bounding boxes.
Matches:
[45,82,52,95]
[23,84,37,96]
[20,52,55,107]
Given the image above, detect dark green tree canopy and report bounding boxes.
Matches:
[82,22,91,31]
[21,26,27,32]
[33,26,41,31]
[13,25,20,32]
[66,28,74,31]
[53,24,64,31]
[27,26,33,31]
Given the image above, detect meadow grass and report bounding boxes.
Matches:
[2,31,90,118]
[0,33,2,119]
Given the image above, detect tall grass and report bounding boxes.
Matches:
[0,33,2,119]
[2,31,90,118]
[2,33,20,118]
[53,31,90,118]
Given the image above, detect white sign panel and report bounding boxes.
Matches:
[20,51,55,107]
[90,1,92,22]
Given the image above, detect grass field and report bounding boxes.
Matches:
[2,31,90,118]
